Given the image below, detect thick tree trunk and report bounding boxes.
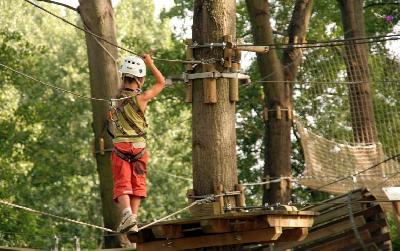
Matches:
[246,0,313,204]
[78,0,120,248]
[192,1,238,250]
[338,0,378,144]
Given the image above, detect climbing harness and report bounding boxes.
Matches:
[114,148,145,163]
[108,88,148,139]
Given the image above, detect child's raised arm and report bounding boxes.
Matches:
[140,54,165,102]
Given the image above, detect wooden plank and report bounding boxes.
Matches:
[305,229,372,251]
[299,218,388,251]
[151,224,183,239]
[276,227,309,242]
[136,227,283,251]
[302,189,365,212]
[266,215,314,228]
[189,202,222,217]
[153,209,316,227]
[313,203,363,226]
[278,206,388,251]
[200,219,231,233]
[274,216,366,250]
[345,233,391,251]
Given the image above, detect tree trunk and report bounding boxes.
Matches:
[246,0,313,205]
[78,0,120,248]
[337,0,378,144]
[192,0,238,250]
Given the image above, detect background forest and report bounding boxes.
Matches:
[0,0,399,249]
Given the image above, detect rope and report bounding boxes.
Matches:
[22,0,207,64]
[347,194,368,251]
[151,169,192,182]
[137,196,214,231]
[0,199,117,233]
[314,153,400,191]
[241,176,294,186]
[0,63,129,103]
[0,195,215,235]
[192,33,400,50]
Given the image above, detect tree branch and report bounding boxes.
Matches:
[36,0,77,12]
[364,2,400,9]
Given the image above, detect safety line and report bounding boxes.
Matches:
[0,63,129,103]
[241,176,295,186]
[0,199,116,233]
[22,0,204,64]
[192,33,400,50]
[151,169,192,182]
[347,194,368,251]
[314,153,400,191]
[0,196,215,235]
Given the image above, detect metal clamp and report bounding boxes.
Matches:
[183,71,250,82]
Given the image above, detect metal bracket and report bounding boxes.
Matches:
[184,71,250,82]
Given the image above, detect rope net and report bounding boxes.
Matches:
[293,42,400,203]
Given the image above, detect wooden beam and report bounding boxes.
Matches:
[200,219,231,233]
[306,229,372,251]
[274,216,366,250]
[276,227,308,242]
[266,215,314,228]
[136,227,282,251]
[151,224,183,239]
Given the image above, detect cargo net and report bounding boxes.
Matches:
[293,41,400,202]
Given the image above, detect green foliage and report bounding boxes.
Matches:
[1,0,400,249]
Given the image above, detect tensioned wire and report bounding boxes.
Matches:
[1,153,398,239]
[23,0,400,58]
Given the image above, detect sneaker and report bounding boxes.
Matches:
[117,215,137,233]
[127,223,139,233]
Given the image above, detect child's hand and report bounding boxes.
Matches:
[143,54,153,66]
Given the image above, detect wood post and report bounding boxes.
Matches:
[185,39,194,71]
[235,184,246,209]
[229,63,239,102]
[185,39,193,103]
[276,105,282,120]
[216,184,225,214]
[187,189,195,203]
[223,35,233,68]
[203,64,217,103]
[185,83,193,103]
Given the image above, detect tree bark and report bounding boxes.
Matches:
[246,0,313,204]
[337,0,378,144]
[192,0,238,250]
[78,0,120,248]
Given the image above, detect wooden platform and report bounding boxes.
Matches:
[128,210,317,251]
[269,188,393,251]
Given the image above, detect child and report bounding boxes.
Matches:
[109,54,165,233]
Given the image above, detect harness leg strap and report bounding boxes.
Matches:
[114,148,145,163]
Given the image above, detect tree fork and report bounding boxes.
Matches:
[78,0,120,248]
[246,0,313,205]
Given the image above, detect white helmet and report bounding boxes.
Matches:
[120,55,146,78]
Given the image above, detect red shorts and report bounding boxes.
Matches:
[111,142,148,202]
